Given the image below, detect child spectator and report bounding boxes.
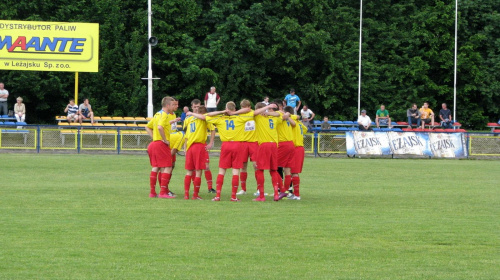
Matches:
[321,116,331,131]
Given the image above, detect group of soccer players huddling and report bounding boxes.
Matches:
[145,96,305,202]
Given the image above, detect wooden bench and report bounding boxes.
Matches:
[55,116,151,124]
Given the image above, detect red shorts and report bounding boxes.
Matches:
[241,141,259,162]
[256,142,278,170]
[219,141,244,169]
[291,146,305,174]
[185,143,207,170]
[278,141,295,168]
[147,141,172,168]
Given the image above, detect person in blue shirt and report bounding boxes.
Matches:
[283,88,301,114]
[180,106,189,122]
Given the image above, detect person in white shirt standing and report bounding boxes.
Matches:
[0,83,9,116]
[204,86,220,112]
[357,109,372,131]
[300,105,315,132]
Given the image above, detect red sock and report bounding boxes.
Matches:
[292,176,300,196]
[240,172,248,191]
[161,173,172,194]
[256,170,265,199]
[193,177,201,197]
[270,170,280,196]
[157,171,162,188]
[232,175,239,199]
[283,175,292,193]
[205,170,213,190]
[216,174,224,197]
[184,175,192,197]
[276,172,284,193]
[150,171,158,195]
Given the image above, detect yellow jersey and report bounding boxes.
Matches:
[146,110,172,141]
[206,114,250,142]
[291,115,305,147]
[254,114,282,145]
[277,112,294,142]
[420,108,434,119]
[183,115,214,150]
[239,110,257,142]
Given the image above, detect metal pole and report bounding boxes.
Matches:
[147,0,153,118]
[75,72,79,104]
[453,0,458,122]
[357,0,363,117]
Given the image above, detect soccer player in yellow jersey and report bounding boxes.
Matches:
[168,98,183,168]
[182,104,215,200]
[145,96,176,199]
[252,102,293,201]
[289,114,306,200]
[230,99,258,195]
[183,99,216,194]
[276,106,297,200]
[189,102,251,201]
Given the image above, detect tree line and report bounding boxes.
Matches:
[0,0,498,129]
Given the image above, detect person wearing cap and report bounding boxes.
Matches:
[14,97,26,123]
[357,110,372,131]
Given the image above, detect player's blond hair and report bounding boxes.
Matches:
[161,96,174,107]
[240,99,251,108]
[198,105,207,114]
[226,101,236,111]
[255,102,266,110]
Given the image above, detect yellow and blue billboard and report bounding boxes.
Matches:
[0,20,99,72]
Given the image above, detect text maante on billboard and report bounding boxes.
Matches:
[0,20,99,72]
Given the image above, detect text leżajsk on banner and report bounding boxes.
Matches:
[346,131,467,158]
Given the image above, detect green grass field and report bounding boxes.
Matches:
[0,154,498,279]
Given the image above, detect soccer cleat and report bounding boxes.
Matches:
[208,188,216,194]
[192,196,203,200]
[253,190,269,197]
[149,193,158,198]
[290,195,301,200]
[274,194,280,201]
[253,197,266,202]
[158,194,175,199]
[286,192,294,198]
[184,195,189,200]
[168,191,176,197]
[212,197,221,201]
[230,198,240,202]
[277,191,288,201]
[236,190,246,195]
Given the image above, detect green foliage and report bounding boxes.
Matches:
[0,0,498,128]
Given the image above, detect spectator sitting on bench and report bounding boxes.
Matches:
[419,102,434,129]
[439,103,453,129]
[357,110,372,131]
[14,97,26,123]
[407,103,421,128]
[79,98,95,125]
[375,104,392,128]
[64,99,80,124]
[321,116,331,131]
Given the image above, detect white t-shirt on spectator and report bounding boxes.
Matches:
[301,109,313,120]
[0,89,8,102]
[357,115,371,127]
[205,92,219,108]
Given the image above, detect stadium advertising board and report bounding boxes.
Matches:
[346,131,467,158]
[0,20,99,72]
